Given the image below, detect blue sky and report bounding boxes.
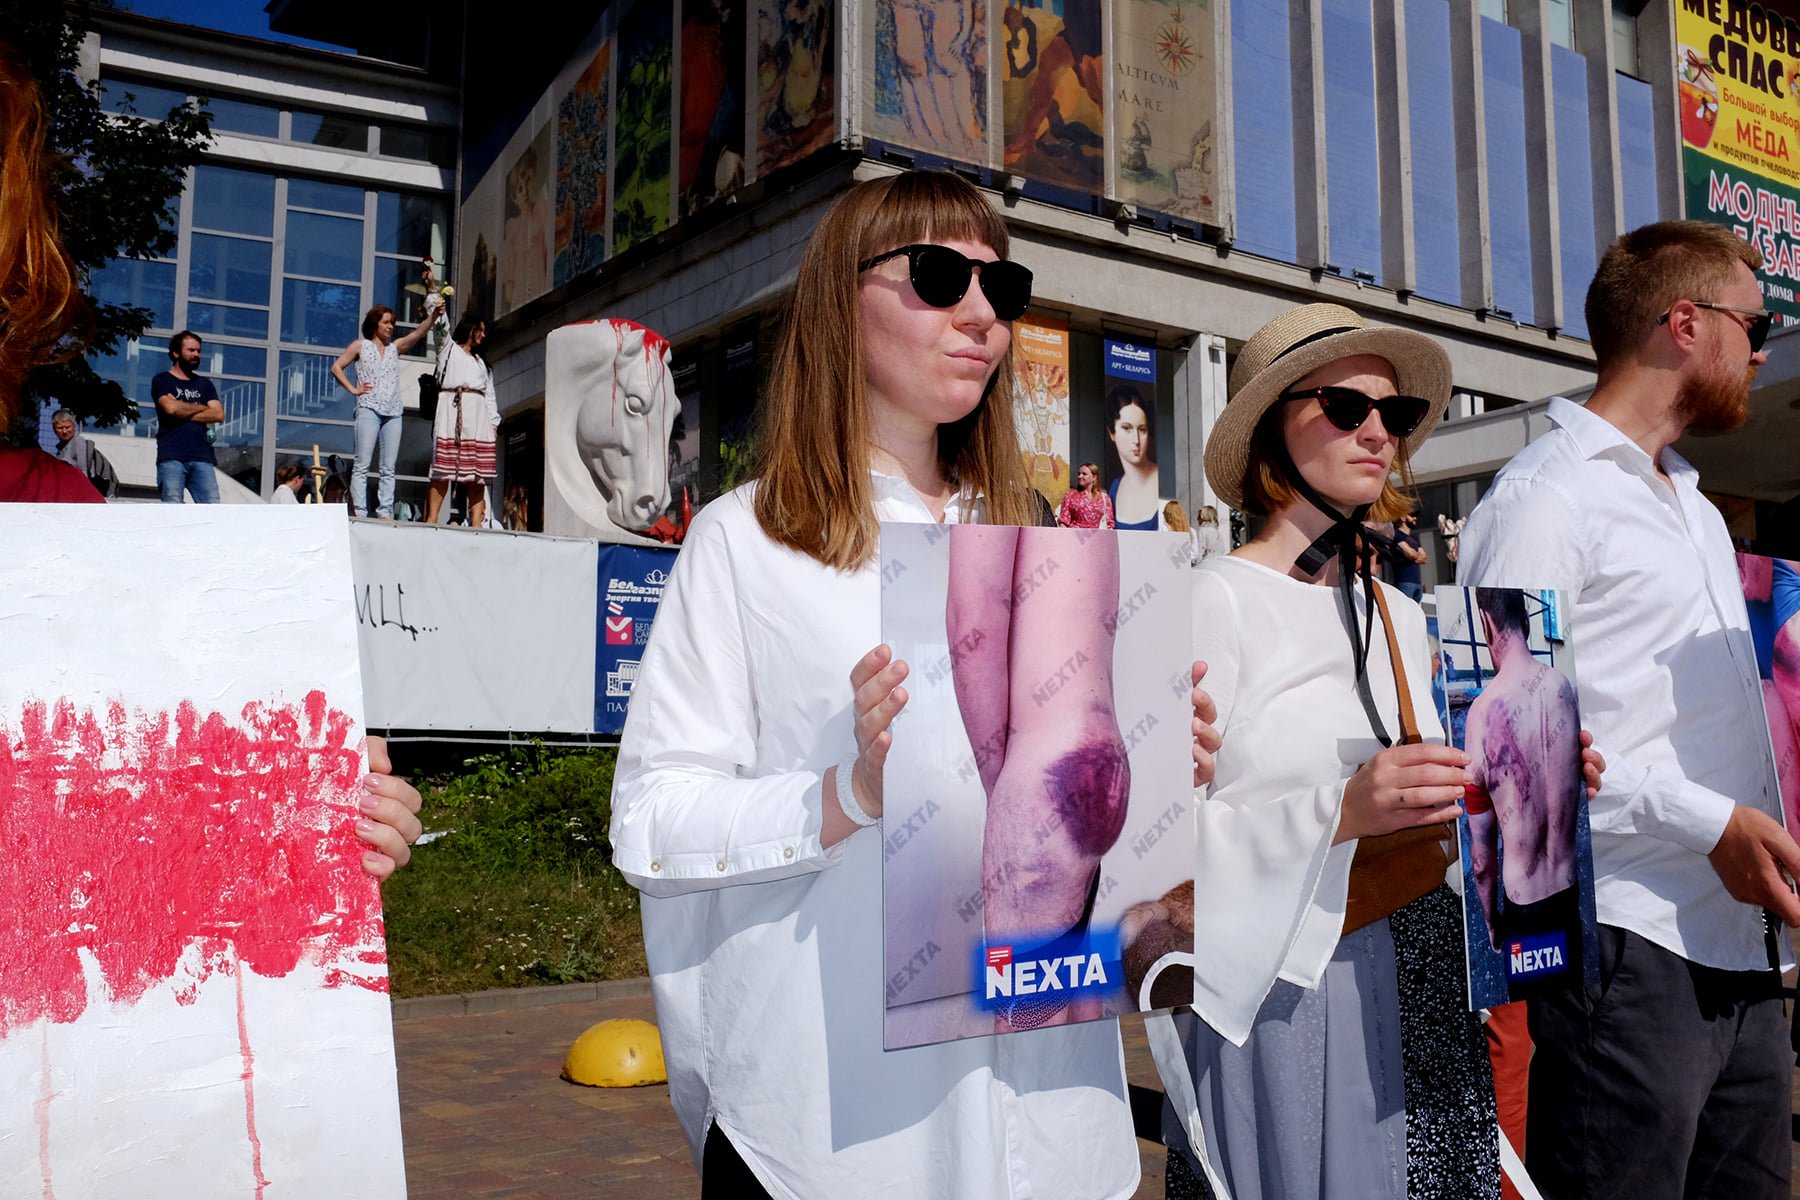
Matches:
[116,0,355,54]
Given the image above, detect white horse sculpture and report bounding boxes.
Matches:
[545,318,682,544]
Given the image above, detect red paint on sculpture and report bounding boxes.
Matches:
[0,689,385,1038]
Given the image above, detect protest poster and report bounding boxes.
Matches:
[0,506,404,1198]
[1737,552,1800,836]
[881,523,1195,1048]
[1433,585,1599,1010]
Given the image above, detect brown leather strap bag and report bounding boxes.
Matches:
[1341,585,1453,935]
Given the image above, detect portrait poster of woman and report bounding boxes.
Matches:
[501,126,553,313]
[1102,380,1170,530]
[879,522,1197,1049]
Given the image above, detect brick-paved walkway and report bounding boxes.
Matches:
[395,981,1800,1199]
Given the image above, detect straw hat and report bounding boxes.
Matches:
[1205,303,1453,510]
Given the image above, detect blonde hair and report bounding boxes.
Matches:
[1077,461,1102,495]
[0,45,86,431]
[1240,404,1416,523]
[1197,504,1218,525]
[1162,500,1190,531]
[752,172,1037,569]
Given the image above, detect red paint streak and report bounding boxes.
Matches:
[236,962,269,1198]
[36,1024,56,1200]
[0,690,386,1038]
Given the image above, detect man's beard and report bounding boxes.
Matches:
[1677,353,1755,436]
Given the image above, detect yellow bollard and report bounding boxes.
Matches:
[561,1018,667,1087]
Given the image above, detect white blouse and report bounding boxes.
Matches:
[1188,555,1444,1046]
[610,477,1140,1200]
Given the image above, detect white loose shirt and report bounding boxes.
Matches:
[1457,396,1791,973]
[610,478,1139,1200]
[1188,556,1444,1046]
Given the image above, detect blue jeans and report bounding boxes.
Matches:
[157,459,219,504]
[353,408,403,517]
[1399,581,1423,603]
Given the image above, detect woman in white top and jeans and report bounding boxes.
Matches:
[610,170,1218,1199]
[332,303,437,518]
[1153,304,1602,1200]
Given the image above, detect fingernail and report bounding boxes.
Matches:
[363,774,384,791]
[362,852,385,872]
[356,818,377,837]
[358,791,380,813]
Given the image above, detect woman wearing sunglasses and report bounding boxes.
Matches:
[1154,303,1576,1200]
[610,170,1186,1199]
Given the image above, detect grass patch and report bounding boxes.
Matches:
[381,747,645,998]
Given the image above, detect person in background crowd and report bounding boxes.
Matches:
[1458,219,1800,1200]
[503,482,530,531]
[1390,510,1426,601]
[153,330,222,504]
[1195,503,1229,559]
[334,301,439,519]
[52,407,116,498]
[1163,499,1200,565]
[426,314,499,527]
[609,169,1219,1200]
[271,461,306,503]
[1056,460,1114,528]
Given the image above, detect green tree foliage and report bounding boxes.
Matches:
[4,0,212,434]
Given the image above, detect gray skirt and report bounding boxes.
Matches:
[1164,886,1499,1200]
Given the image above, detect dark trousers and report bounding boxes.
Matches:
[701,1123,774,1200]
[1525,924,1789,1200]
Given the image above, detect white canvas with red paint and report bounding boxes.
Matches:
[0,506,406,1199]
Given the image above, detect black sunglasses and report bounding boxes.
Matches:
[1657,300,1773,352]
[857,244,1034,321]
[1279,386,1432,437]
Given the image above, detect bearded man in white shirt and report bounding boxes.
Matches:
[1458,220,1800,1200]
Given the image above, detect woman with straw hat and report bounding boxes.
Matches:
[1152,303,1599,1200]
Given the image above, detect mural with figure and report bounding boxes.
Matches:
[1002,0,1104,191]
[869,0,988,163]
[757,0,836,173]
[615,0,674,254]
[502,126,553,313]
[681,0,748,213]
[1113,0,1215,223]
[556,42,612,286]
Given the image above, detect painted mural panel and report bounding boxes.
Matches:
[1001,0,1104,192]
[757,0,836,173]
[681,0,749,213]
[868,0,988,163]
[1113,0,1215,222]
[614,0,674,254]
[556,42,612,288]
[1013,313,1071,508]
[501,125,553,314]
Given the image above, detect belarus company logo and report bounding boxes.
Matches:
[1506,932,1568,980]
[645,569,669,586]
[973,928,1121,1009]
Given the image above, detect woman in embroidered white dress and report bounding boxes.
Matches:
[609,170,1218,1200]
[425,313,499,526]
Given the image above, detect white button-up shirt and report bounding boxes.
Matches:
[610,477,1140,1200]
[1457,397,1790,973]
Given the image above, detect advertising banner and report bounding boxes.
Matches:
[502,124,554,314]
[1112,0,1216,223]
[1013,314,1072,509]
[555,42,612,288]
[880,524,1196,1047]
[1001,0,1104,191]
[867,0,989,163]
[757,0,836,173]
[1737,552,1800,836]
[614,0,674,254]
[1677,0,1800,323]
[595,545,679,734]
[680,0,749,213]
[1102,334,1168,530]
[1433,586,1599,1009]
[350,522,601,732]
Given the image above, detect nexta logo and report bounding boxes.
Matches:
[973,928,1121,1009]
[1506,932,1568,980]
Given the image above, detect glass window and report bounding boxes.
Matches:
[189,233,273,305]
[290,111,369,153]
[279,351,359,422]
[288,178,366,215]
[374,193,448,258]
[281,279,362,347]
[284,211,363,281]
[376,123,454,164]
[91,339,166,413]
[1546,0,1573,48]
[188,302,269,339]
[276,418,359,456]
[211,379,267,445]
[1479,0,1506,19]
[206,95,281,138]
[91,258,177,330]
[1612,0,1639,75]
[193,166,276,237]
[203,343,267,378]
[101,77,189,119]
[373,257,435,327]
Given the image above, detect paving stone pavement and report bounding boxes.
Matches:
[396,982,1800,1199]
[393,984,1170,1199]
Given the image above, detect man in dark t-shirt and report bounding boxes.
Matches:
[1391,511,1426,601]
[152,330,223,503]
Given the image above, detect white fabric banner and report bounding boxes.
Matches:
[350,521,599,732]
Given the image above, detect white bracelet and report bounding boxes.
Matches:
[835,750,879,827]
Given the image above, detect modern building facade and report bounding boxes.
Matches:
[77,11,457,510]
